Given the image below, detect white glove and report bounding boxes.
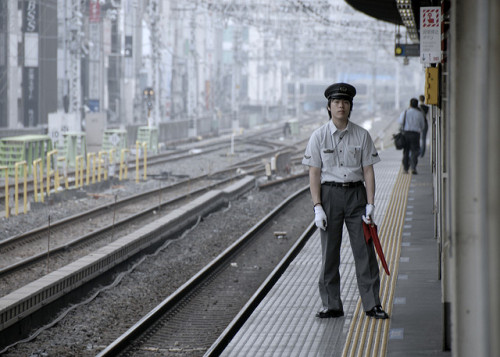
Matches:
[314,205,327,231]
[362,204,375,224]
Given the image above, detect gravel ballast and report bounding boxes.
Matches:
[1,174,311,357]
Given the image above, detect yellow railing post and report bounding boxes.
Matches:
[92,153,96,184]
[119,149,129,181]
[109,148,116,179]
[22,162,27,213]
[14,161,28,215]
[135,141,140,183]
[86,152,96,185]
[75,155,84,188]
[58,156,68,190]
[22,162,28,213]
[46,149,58,196]
[54,159,60,192]
[109,148,116,165]
[33,158,44,203]
[142,142,147,181]
[97,151,109,182]
[103,153,108,181]
[97,151,103,182]
[0,166,9,218]
[75,156,80,188]
[86,153,91,186]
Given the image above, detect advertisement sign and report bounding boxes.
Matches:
[89,1,101,23]
[420,7,441,64]
[23,1,39,32]
[23,67,38,127]
[23,0,39,126]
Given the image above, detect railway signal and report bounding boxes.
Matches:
[143,87,155,117]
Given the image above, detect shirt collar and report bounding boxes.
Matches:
[328,120,350,136]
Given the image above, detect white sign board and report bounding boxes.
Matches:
[420,7,441,64]
[85,112,107,152]
[48,111,81,149]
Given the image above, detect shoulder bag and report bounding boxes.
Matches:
[393,110,406,150]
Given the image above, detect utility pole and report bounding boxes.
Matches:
[4,1,19,127]
[171,11,184,121]
[122,0,144,125]
[147,0,161,127]
[263,35,269,122]
[68,0,82,123]
[88,0,102,114]
[231,24,242,131]
[188,8,200,137]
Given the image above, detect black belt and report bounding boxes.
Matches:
[322,181,363,188]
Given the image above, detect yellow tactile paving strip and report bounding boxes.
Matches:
[342,168,411,357]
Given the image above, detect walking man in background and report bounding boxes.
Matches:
[399,98,426,174]
[302,83,389,320]
[418,95,429,157]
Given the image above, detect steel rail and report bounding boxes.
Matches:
[0,170,260,282]
[96,185,314,357]
[0,127,288,202]
[204,221,317,356]
[0,167,242,252]
[0,141,233,203]
[0,138,303,258]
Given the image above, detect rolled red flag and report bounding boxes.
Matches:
[362,221,390,276]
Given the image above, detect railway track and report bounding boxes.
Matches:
[0,122,314,354]
[0,123,301,204]
[0,167,264,296]
[0,139,276,205]
[0,173,311,355]
[0,135,308,295]
[96,185,315,357]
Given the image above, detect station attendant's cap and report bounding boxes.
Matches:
[324,83,356,101]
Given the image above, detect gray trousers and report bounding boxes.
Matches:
[402,131,421,171]
[319,184,381,311]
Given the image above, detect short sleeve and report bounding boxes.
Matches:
[361,132,381,167]
[302,131,322,168]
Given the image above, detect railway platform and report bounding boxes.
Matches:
[216,147,450,357]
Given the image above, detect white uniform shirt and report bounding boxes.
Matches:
[302,120,380,183]
[398,107,426,133]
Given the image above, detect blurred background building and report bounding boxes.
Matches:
[0,0,423,136]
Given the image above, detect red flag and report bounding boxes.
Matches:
[362,222,390,276]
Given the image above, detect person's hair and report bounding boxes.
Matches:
[326,98,353,118]
[410,98,419,108]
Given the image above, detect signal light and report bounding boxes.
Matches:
[143,87,154,99]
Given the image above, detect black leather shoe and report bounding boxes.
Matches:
[365,306,389,319]
[316,308,344,318]
[411,170,418,175]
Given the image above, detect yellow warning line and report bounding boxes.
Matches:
[342,168,412,357]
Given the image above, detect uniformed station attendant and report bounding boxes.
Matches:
[302,82,389,320]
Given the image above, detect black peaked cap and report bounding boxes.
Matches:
[324,83,356,101]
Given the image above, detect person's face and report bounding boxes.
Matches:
[328,99,351,122]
